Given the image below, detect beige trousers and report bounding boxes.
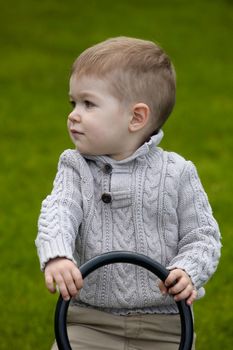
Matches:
[52,306,195,350]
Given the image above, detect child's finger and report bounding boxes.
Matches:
[173,284,194,302]
[158,280,168,295]
[62,271,79,297]
[55,275,70,301]
[165,269,182,288]
[45,272,56,293]
[167,275,187,295]
[71,267,83,291]
[186,289,197,305]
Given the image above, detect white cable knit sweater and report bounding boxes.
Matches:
[36,131,221,314]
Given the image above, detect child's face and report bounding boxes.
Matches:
[68,75,133,160]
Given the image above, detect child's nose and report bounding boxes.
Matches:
[68,110,81,123]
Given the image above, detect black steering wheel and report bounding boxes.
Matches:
[54,251,193,350]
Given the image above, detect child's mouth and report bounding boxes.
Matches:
[70,129,84,135]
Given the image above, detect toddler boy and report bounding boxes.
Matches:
[36,37,221,349]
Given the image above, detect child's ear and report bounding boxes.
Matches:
[129,103,150,132]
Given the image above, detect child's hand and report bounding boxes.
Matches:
[44,257,83,301]
[159,268,197,305]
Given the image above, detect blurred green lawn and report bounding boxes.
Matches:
[0,0,232,349]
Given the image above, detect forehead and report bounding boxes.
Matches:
[69,74,110,95]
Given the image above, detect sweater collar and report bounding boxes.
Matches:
[84,129,164,165]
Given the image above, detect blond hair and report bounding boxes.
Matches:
[72,37,176,131]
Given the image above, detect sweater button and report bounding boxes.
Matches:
[101,193,112,203]
[103,164,112,174]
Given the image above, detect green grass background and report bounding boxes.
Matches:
[0,0,232,348]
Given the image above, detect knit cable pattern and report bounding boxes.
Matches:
[36,135,221,314]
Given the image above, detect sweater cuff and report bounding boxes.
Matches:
[36,235,76,271]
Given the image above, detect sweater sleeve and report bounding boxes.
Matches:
[35,150,83,270]
[167,161,221,290]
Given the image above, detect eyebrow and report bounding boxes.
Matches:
[68,91,98,100]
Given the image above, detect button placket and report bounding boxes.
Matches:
[101,163,113,204]
[103,163,113,174]
[101,193,112,203]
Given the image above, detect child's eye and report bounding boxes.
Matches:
[84,100,95,108]
[70,100,76,108]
